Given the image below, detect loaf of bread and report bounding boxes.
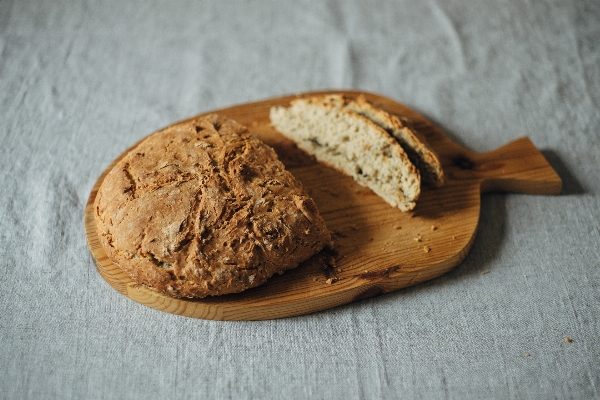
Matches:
[94,114,332,298]
[322,94,444,186]
[270,97,421,211]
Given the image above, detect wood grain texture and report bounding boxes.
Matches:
[84,90,562,320]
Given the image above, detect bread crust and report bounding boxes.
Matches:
[94,114,331,298]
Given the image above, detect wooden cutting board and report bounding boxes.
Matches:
[84,90,562,320]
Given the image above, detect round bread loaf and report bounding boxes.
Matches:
[94,113,332,298]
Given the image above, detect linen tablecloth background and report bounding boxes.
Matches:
[1,1,599,398]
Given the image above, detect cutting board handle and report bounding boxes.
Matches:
[454,137,562,195]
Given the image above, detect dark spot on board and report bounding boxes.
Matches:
[353,286,384,302]
[359,265,399,280]
[453,155,475,170]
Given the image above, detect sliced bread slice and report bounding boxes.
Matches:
[270,97,420,211]
[323,94,444,186]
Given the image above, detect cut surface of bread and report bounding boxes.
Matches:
[94,114,332,298]
[270,97,420,211]
[323,94,444,186]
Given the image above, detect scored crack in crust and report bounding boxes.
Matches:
[94,113,332,298]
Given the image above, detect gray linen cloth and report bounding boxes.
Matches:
[1,0,599,399]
